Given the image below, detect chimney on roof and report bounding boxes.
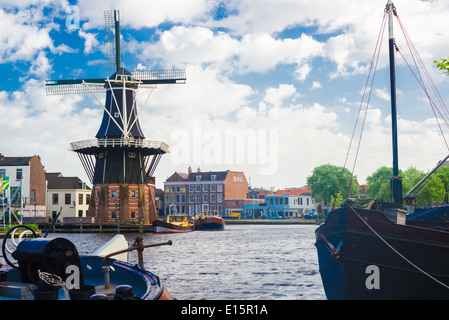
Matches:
[188,166,192,174]
[0,153,3,160]
[197,167,201,173]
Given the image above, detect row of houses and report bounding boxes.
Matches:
[0,154,91,222]
[163,167,316,219]
[0,153,317,223]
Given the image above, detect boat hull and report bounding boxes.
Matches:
[194,217,225,231]
[315,206,449,300]
[0,255,172,300]
[152,219,193,234]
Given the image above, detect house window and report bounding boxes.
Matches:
[130,190,136,198]
[203,185,208,192]
[210,194,216,203]
[130,211,136,219]
[196,194,201,203]
[65,194,71,205]
[78,194,83,205]
[217,184,223,192]
[31,189,36,202]
[78,210,83,217]
[16,169,22,180]
[210,185,216,192]
[217,193,223,203]
[196,185,201,192]
[203,194,209,203]
[189,195,194,203]
[211,175,216,181]
[111,191,117,198]
[165,195,170,203]
[52,194,58,205]
[189,185,194,192]
[181,195,186,203]
[86,194,90,205]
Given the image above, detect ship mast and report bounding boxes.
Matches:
[388,0,402,204]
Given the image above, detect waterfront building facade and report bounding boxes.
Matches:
[263,188,315,218]
[164,167,248,216]
[0,154,46,218]
[46,172,91,221]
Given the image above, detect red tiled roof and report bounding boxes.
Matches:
[274,188,311,196]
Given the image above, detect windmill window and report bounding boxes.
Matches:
[129,152,136,158]
[98,153,104,159]
[114,112,119,118]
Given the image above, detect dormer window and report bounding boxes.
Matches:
[196,175,201,181]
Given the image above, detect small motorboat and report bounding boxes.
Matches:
[0,225,174,300]
[152,214,194,234]
[193,211,225,231]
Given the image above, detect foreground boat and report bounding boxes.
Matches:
[193,211,225,231]
[153,214,194,234]
[316,200,449,299]
[315,0,449,300]
[0,225,173,300]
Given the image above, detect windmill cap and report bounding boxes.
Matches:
[110,67,133,79]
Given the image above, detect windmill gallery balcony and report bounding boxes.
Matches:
[70,138,170,155]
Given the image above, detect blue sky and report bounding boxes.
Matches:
[1,0,449,190]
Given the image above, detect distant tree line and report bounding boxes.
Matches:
[307,164,449,209]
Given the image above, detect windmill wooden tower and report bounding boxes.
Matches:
[46,10,186,224]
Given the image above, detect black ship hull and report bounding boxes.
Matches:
[315,205,449,299]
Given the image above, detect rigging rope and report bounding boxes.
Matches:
[340,8,388,200]
[394,13,449,151]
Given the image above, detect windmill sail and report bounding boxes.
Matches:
[105,10,121,71]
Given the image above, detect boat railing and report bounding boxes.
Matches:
[102,236,172,268]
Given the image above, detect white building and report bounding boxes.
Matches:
[46,173,91,221]
[0,154,47,219]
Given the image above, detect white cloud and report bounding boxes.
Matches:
[311,81,322,90]
[77,0,214,29]
[78,29,100,54]
[263,84,297,108]
[0,9,53,63]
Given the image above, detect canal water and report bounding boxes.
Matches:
[57,224,326,300]
[2,224,326,300]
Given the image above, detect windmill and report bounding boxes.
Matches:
[45,10,186,224]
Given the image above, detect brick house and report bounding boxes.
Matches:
[164,167,248,216]
[0,154,46,218]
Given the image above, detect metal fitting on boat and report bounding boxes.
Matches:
[102,266,111,289]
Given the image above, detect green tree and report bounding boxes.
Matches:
[403,166,445,205]
[366,165,445,205]
[434,58,449,76]
[306,164,358,205]
[435,166,449,202]
[366,166,396,199]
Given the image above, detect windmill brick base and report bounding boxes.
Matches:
[88,183,157,224]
